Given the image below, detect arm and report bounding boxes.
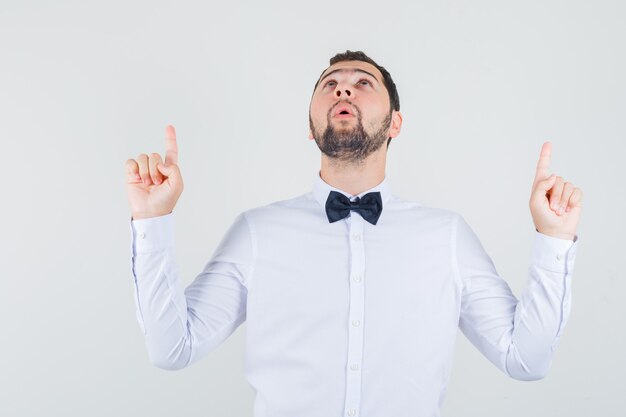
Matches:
[129,211,253,370]
[125,125,252,370]
[455,215,579,380]
[457,141,583,380]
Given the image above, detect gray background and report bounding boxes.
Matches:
[1,0,624,416]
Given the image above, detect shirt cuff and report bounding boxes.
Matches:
[130,212,175,254]
[531,230,579,273]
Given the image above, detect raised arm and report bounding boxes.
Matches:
[125,126,251,370]
[457,142,582,380]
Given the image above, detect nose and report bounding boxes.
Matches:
[334,82,352,98]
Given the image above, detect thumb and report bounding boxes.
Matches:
[531,174,556,201]
[157,162,174,176]
[157,163,181,184]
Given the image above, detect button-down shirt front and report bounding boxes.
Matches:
[129,173,578,417]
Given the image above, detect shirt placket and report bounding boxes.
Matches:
[343,210,365,417]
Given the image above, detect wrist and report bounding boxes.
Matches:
[535,228,575,241]
[131,210,172,220]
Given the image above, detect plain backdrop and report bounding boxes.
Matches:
[1,1,624,416]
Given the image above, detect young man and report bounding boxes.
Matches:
[125,51,582,417]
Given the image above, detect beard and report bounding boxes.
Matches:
[310,102,392,165]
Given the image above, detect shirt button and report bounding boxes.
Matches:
[351,320,361,327]
[353,275,362,282]
[350,363,360,371]
[139,232,146,239]
[556,253,563,260]
[351,234,361,241]
[347,410,357,416]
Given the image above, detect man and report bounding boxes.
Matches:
[125,51,582,417]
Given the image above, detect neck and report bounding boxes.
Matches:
[319,146,387,195]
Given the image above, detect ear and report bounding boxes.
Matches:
[308,128,314,140]
[388,111,403,138]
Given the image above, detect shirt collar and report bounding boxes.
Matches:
[312,170,393,208]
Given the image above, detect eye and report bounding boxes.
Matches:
[357,79,372,86]
[324,80,337,88]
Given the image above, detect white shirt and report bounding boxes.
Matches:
[129,173,579,417]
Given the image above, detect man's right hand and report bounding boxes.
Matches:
[125,125,184,220]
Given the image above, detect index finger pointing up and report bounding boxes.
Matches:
[164,124,178,165]
[533,141,552,185]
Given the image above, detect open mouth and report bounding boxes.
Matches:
[333,104,355,118]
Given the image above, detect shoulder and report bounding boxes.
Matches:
[384,194,462,227]
[239,192,320,223]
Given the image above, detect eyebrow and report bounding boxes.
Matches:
[318,68,380,87]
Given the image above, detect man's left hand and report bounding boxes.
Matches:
[529,142,583,241]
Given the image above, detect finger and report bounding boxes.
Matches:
[558,182,574,215]
[136,153,151,185]
[149,153,164,185]
[550,176,564,211]
[125,159,141,183]
[164,125,178,166]
[533,141,552,186]
[566,188,583,212]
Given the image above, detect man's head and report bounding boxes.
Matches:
[308,50,402,165]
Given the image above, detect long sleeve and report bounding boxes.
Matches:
[129,212,254,370]
[454,215,579,381]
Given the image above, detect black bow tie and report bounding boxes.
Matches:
[325,190,383,225]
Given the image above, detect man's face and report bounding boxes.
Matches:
[308,60,400,163]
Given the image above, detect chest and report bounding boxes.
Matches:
[246,218,461,326]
